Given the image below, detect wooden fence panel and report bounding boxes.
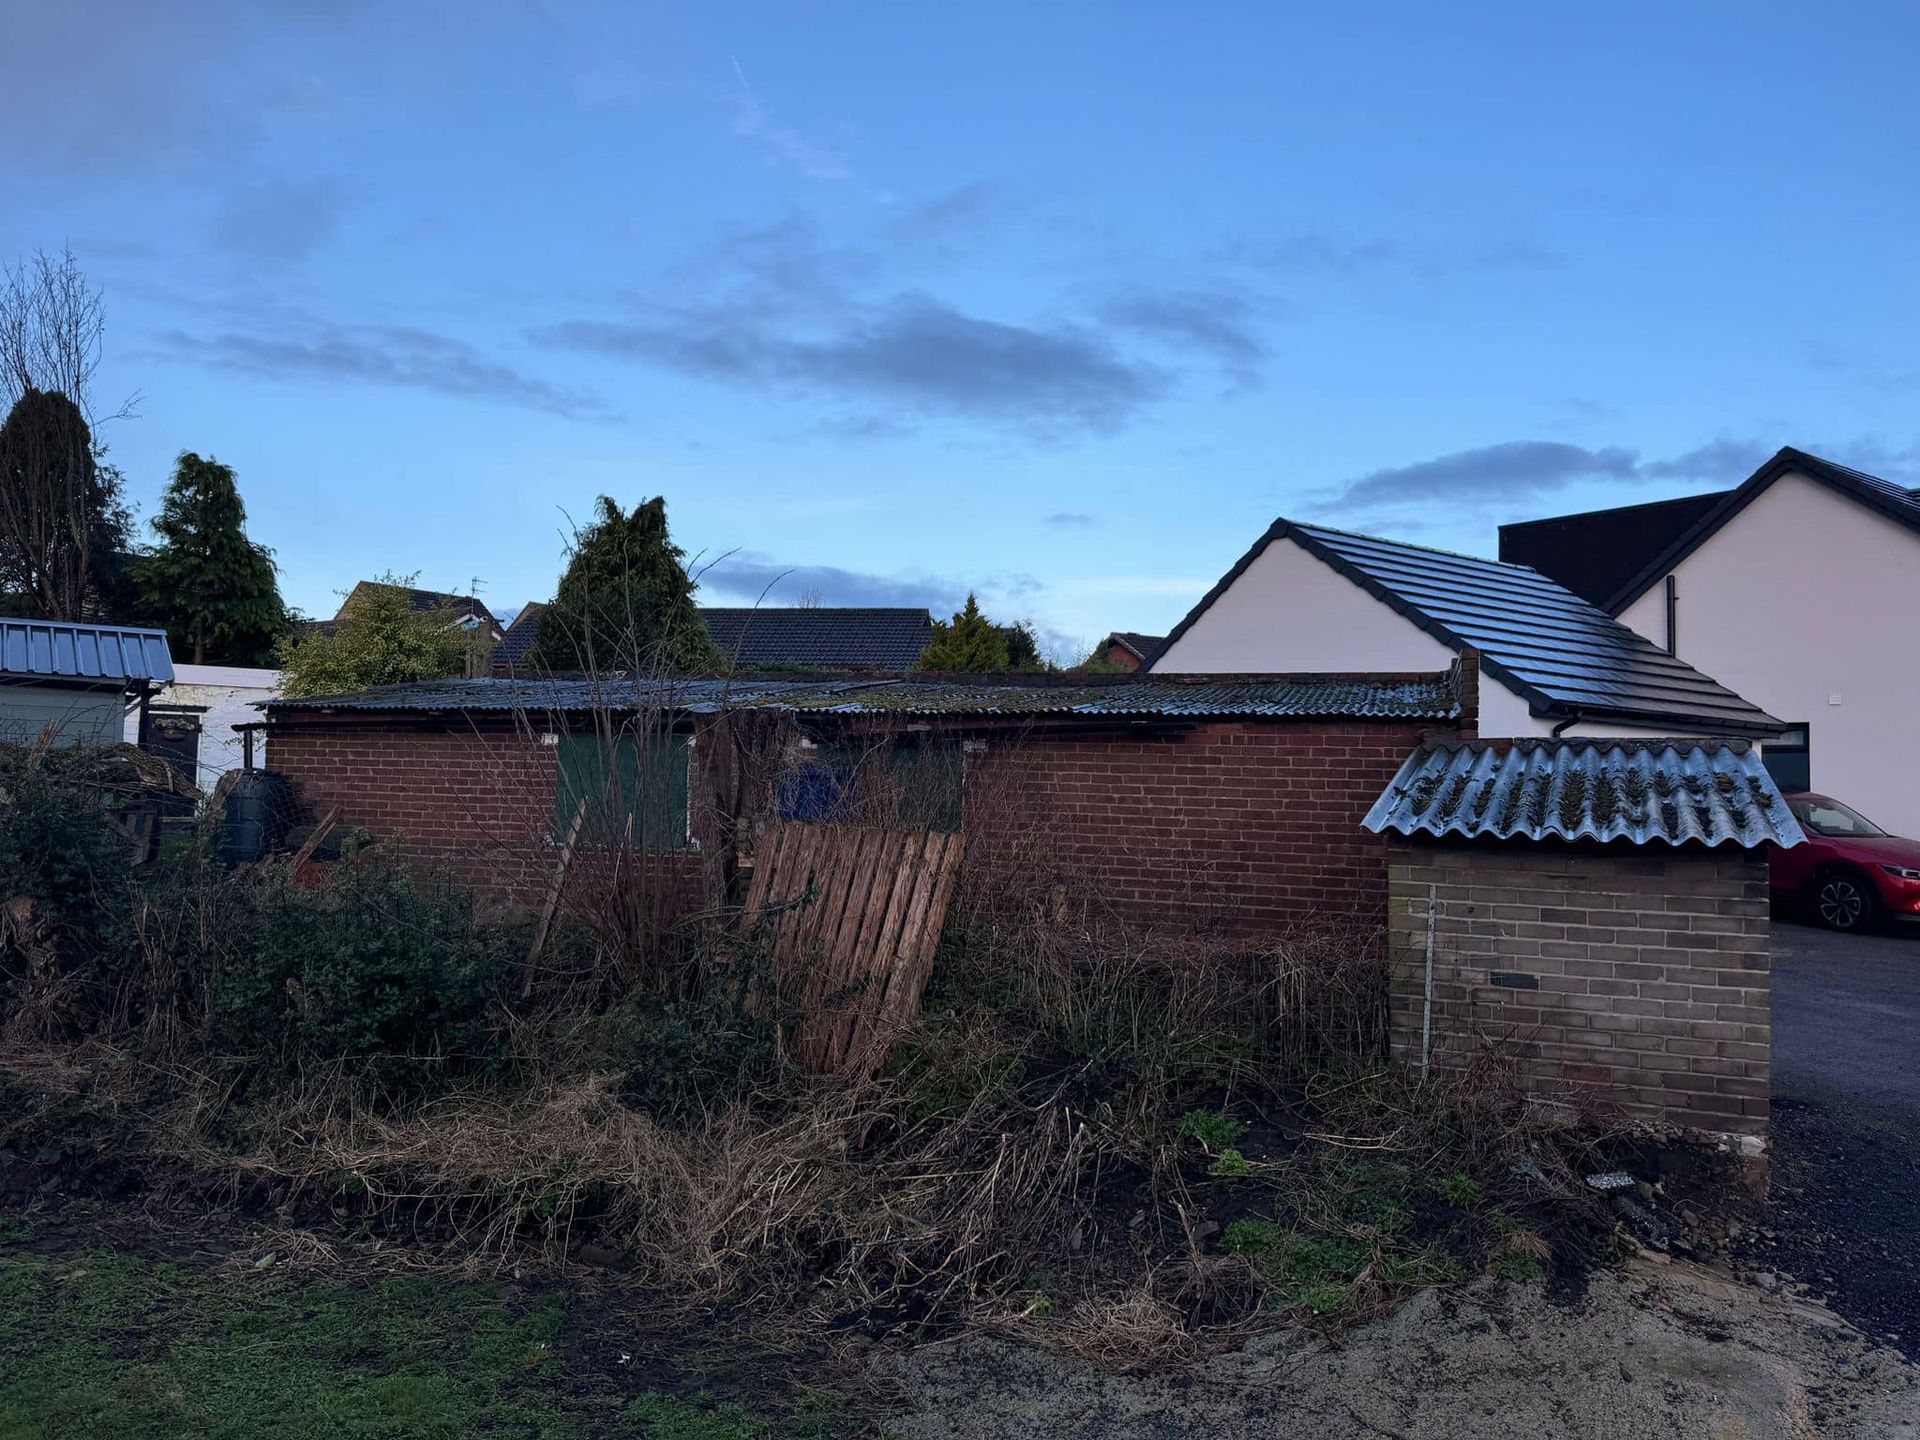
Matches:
[742,823,965,1074]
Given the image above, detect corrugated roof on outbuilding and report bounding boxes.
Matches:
[265,672,1464,722]
[0,619,174,685]
[1362,739,1804,850]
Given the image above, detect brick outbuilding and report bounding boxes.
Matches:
[258,670,1470,934]
[1365,738,1803,1144]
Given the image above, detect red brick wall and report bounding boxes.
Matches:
[267,714,1442,935]
[264,719,715,906]
[969,720,1437,933]
[1385,839,1771,1139]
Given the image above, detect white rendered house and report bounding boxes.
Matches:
[1507,448,1920,832]
[1142,519,1781,743]
[124,664,280,793]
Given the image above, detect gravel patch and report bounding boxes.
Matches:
[878,1261,1920,1439]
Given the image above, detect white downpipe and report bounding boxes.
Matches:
[1420,882,1437,1079]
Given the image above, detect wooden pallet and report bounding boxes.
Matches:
[742,823,966,1074]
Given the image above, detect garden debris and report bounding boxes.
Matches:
[743,823,964,1074]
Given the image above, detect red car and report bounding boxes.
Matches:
[1772,792,1920,932]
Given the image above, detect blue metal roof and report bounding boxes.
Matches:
[266,672,1462,722]
[1363,740,1805,850]
[0,619,174,685]
[1145,521,1782,736]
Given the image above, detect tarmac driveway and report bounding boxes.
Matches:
[1760,918,1920,1355]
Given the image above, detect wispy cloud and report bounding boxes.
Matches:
[671,212,873,314]
[536,295,1165,436]
[697,552,1053,623]
[1311,437,1776,520]
[154,319,616,420]
[698,552,962,611]
[1101,287,1268,386]
[1229,231,1565,278]
[210,177,350,265]
[1638,438,1771,482]
[1325,441,1640,512]
[1808,439,1920,484]
[532,208,1278,438]
[886,182,1007,249]
[729,59,848,181]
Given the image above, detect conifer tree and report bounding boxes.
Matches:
[138,452,286,664]
[916,593,1012,672]
[528,496,721,673]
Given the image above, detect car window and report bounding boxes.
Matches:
[1790,797,1887,839]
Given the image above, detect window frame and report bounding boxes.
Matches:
[552,726,695,851]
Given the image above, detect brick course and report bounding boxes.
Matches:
[1385,838,1770,1138]
[973,721,1433,932]
[266,713,1445,933]
[264,719,716,905]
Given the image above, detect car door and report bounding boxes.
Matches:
[1772,798,1821,894]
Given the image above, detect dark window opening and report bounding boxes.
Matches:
[777,739,964,833]
[1763,724,1810,794]
[141,709,202,822]
[554,730,691,849]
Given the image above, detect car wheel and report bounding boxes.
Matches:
[1814,870,1879,933]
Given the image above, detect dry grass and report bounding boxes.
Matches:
[0,723,1637,1368]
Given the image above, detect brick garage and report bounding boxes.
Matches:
[259,672,1468,932]
[971,721,1433,933]
[1366,739,1802,1141]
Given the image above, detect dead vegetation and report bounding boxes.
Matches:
[0,722,1653,1366]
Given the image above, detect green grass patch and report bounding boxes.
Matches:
[1429,1172,1484,1207]
[0,1236,814,1439]
[1222,1220,1370,1314]
[1176,1109,1248,1152]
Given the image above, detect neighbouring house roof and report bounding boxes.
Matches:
[1498,490,1729,609]
[494,602,546,665]
[307,582,503,642]
[0,618,174,686]
[492,605,935,673]
[702,607,933,670]
[338,581,499,623]
[1105,632,1165,662]
[1598,447,1920,612]
[266,671,1463,722]
[1362,739,1805,850]
[1144,520,1782,737]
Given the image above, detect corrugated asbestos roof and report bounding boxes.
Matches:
[0,619,174,685]
[1362,740,1805,850]
[267,672,1462,721]
[1146,520,1781,736]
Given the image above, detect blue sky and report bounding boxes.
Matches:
[5,3,1917,655]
